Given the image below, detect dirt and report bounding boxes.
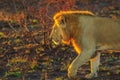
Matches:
[0,0,120,80]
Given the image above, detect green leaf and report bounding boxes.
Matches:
[0,32,7,38]
[33,19,38,23]
[5,71,22,78]
[55,77,63,80]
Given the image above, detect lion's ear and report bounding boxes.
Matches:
[59,16,66,26]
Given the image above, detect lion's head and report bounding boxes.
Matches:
[50,12,71,45]
[50,11,94,45]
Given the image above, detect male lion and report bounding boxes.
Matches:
[50,11,120,79]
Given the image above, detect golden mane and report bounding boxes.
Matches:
[53,11,95,20]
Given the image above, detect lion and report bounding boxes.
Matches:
[50,11,120,79]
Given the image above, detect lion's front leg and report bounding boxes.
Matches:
[68,49,96,78]
[85,52,100,78]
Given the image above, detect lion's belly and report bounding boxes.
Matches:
[96,43,120,52]
[95,31,120,51]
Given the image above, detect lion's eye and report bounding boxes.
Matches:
[55,16,66,28]
[60,19,65,25]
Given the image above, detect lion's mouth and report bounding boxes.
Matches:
[52,39,60,45]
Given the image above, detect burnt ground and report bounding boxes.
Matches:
[0,0,120,80]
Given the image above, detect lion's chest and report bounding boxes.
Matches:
[71,39,81,54]
[96,43,120,51]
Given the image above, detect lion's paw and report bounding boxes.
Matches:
[85,72,98,78]
[68,65,77,78]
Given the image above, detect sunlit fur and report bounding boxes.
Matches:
[71,38,81,54]
[53,11,94,20]
[62,38,81,54]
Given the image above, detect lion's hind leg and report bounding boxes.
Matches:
[85,52,100,78]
